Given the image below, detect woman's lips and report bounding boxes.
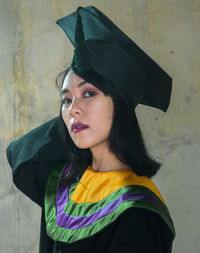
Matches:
[71,121,89,133]
[72,125,89,133]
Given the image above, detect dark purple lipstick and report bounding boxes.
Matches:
[71,121,89,133]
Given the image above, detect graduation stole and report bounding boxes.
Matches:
[45,162,175,243]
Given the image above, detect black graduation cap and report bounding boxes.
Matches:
[56,6,172,112]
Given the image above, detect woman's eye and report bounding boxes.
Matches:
[62,91,97,105]
[62,98,72,105]
[84,91,97,97]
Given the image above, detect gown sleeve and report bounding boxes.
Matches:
[6,117,68,207]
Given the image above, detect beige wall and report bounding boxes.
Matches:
[1,0,199,252]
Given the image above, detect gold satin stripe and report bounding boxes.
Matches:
[71,165,165,204]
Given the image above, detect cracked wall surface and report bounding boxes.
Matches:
[1,0,200,252]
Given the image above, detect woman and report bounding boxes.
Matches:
[7,6,175,253]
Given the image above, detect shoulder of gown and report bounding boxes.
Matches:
[105,207,174,253]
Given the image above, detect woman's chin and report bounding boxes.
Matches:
[73,141,92,150]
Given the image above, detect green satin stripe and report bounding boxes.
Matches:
[46,198,150,243]
[44,161,65,195]
[45,161,66,228]
[45,163,175,243]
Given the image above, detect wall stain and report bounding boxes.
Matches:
[11,2,32,139]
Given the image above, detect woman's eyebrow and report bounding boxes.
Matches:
[61,81,88,95]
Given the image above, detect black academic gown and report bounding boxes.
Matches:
[6,117,175,253]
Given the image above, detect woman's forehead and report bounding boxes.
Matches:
[62,70,83,88]
[61,70,96,94]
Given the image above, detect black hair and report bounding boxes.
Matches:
[56,67,161,184]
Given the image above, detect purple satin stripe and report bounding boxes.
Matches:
[56,173,172,229]
[62,165,70,177]
[56,166,70,222]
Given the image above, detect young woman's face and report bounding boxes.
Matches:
[61,70,114,149]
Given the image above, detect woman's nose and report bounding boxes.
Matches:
[69,99,82,117]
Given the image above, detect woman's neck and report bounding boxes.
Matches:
[90,142,131,172]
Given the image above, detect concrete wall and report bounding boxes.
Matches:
[1,0,199,252]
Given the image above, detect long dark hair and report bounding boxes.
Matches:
[56,67,161,184]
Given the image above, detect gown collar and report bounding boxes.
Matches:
[45,162,175,243]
